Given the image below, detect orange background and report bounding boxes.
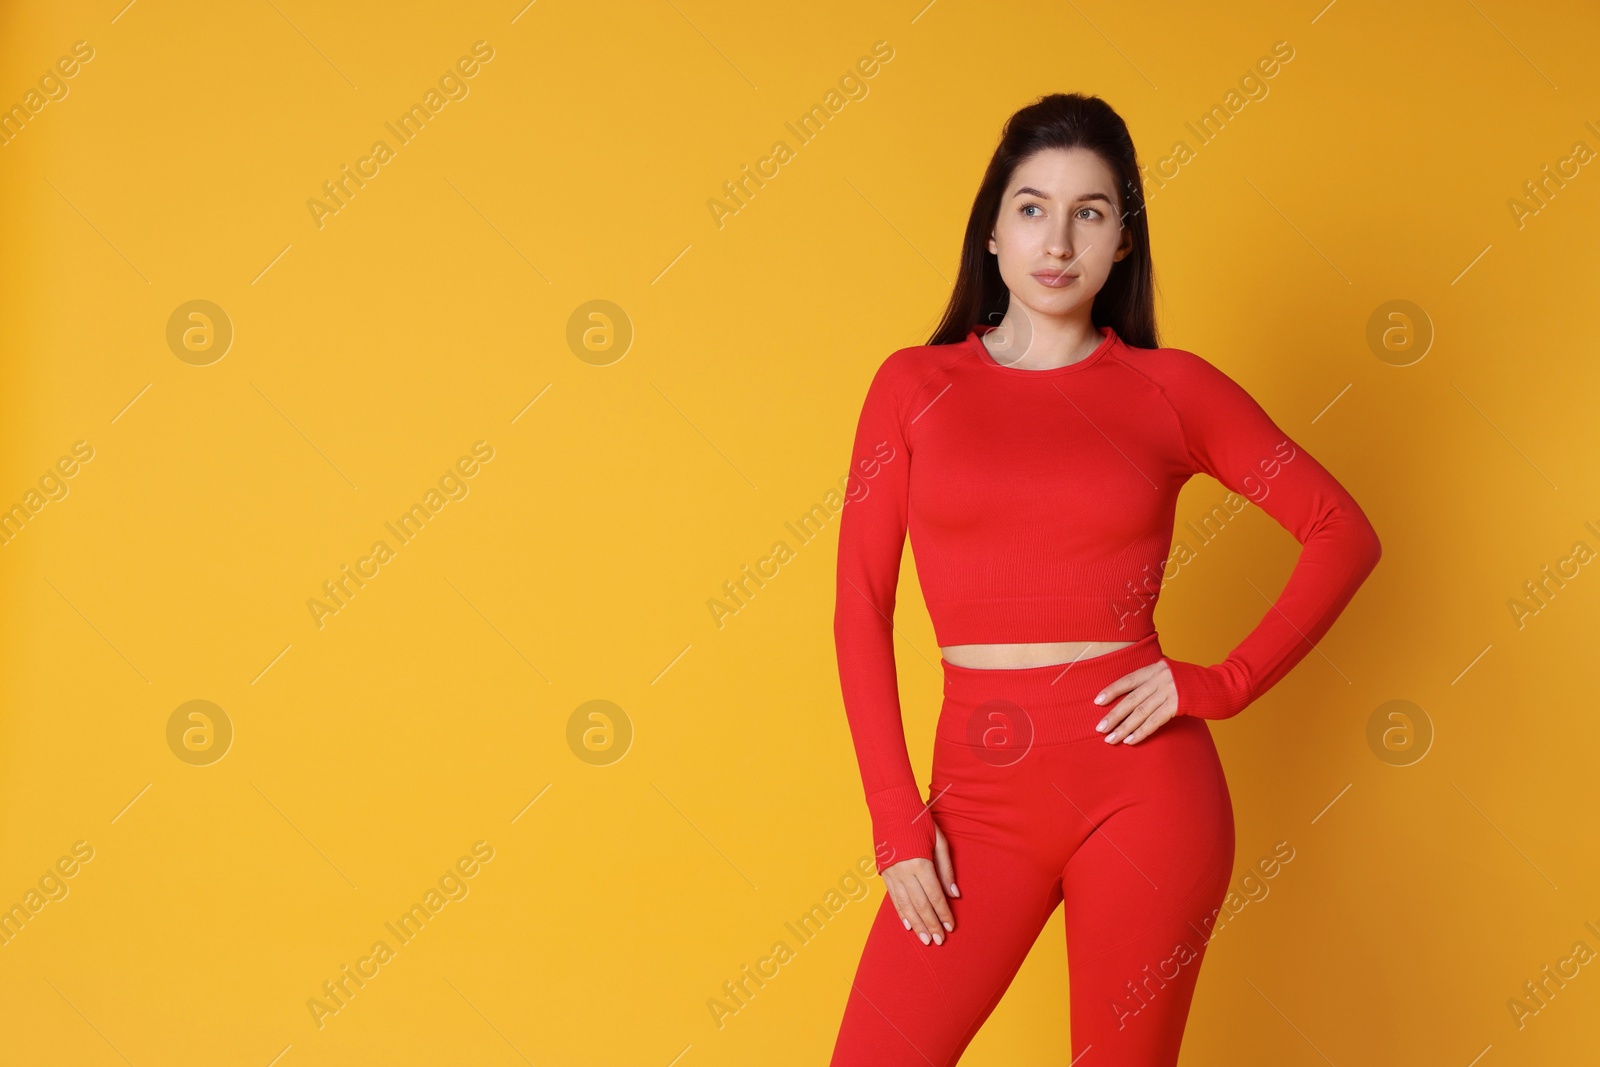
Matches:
[2,1,1597,1064]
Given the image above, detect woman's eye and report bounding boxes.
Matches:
[1078,207,1102,220]
[1021,203,1042,217]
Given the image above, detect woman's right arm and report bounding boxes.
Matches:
[833,351,939,877]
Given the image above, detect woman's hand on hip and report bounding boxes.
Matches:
[883,821,958,946]
[1094,659,1180,744]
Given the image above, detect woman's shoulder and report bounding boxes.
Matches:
[868,336,970,392]
[1115,340,1251,399]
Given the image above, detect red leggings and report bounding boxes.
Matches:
[831,633,1235,1066]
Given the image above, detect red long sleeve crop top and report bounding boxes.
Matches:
[834,324,1382,873]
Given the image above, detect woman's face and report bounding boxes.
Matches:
[987,147,1133,321]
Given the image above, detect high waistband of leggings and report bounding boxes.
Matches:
[937,631,1166,746]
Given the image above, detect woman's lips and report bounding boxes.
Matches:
[1032,271,1077,288]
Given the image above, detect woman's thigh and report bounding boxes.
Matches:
[1057,715,1235,1065]
[829,734,1067,1066]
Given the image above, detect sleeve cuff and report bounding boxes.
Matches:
[1163,657,1249,720]
[864,783,937,875]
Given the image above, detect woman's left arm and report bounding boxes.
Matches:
[1151,349,1383,720]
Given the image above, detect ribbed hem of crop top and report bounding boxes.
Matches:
[834,325,1382,874]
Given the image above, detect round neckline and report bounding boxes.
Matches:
[965,324,1119,377]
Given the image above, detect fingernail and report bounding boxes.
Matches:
[1104,734,1117,744]
[943,921,953,932]
[919,931,930,945]
[949,883,960,897]
[933,933,943,945]
[903,918,911,930]
[1095,720,1107,731]
[1094,694,1105,704]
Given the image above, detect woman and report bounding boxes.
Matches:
[829,93,1381,1065]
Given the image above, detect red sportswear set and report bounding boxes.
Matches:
[830,323,1382,1065]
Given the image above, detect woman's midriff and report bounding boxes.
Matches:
[938,640,1135,670]
[936,633,1167,745]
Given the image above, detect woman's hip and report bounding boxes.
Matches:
[930,630,1231,819]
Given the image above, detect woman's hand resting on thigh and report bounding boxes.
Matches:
[1093,659,1180,744]
[883,821,959,946]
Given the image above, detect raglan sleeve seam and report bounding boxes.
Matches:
[1115,349,1206,478]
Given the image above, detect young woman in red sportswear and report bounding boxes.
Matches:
[829,93,1382,1066]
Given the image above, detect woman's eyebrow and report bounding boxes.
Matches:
[1012,186,1114,205]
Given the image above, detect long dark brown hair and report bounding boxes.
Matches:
[927,93,1160,351]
